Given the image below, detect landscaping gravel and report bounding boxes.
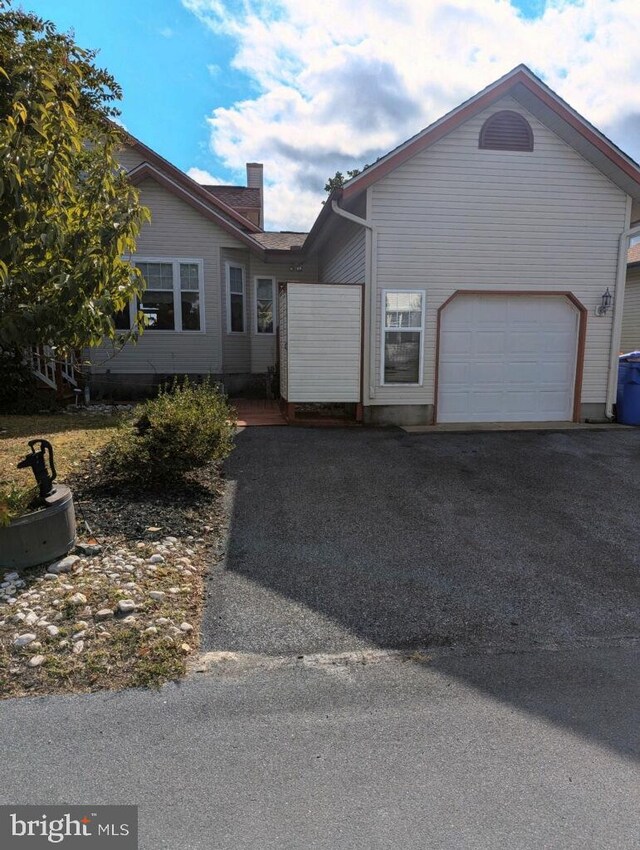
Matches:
[0,462,226,698]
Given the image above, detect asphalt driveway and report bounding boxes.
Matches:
[203,427,640,655]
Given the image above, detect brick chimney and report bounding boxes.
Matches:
[246,162,263,228]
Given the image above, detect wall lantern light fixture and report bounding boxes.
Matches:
[595,287,612,316]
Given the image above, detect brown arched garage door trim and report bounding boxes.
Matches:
[434,290,587,424]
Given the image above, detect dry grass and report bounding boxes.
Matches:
[0,413,119,489]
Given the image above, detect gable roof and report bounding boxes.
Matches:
[127,162,269,254]
[122,130,262,233]
[340,65,640,202]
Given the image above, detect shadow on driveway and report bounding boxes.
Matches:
[202,427,640,758]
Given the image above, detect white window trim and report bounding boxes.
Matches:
[225,261,246,334]
[380,288,426,387]
[253,276,277,335]
[122,257,205,334]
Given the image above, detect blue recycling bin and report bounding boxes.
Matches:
[617,353,640,425]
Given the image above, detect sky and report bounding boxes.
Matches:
[20,0,640,231]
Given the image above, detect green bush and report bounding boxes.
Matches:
[0,482,37,527]
[100,379,236,486]
[0,346,46,414]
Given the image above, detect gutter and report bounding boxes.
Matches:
[331,199,377,399]
[606,220,640,419]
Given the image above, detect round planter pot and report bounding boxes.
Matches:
[0,485,76,570]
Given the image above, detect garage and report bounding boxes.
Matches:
[437,293,582,423]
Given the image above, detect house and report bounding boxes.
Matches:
[282,64,640,425]
[90,136,316,398]
[91,64,640,424]
[623,243,640,352]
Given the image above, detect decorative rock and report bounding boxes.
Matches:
[14,633,36,647]
[146,527,162,533]
[148,554,165,564]
[4,572,19,582]
[58,639,69,649]
[164,536,178,544]
[68,593,87,606]
[149,591,166,602]
[144,626,158,635]
[76,542,102,556]
[180,643,192,653]
[116,599,136,614]
[46,625,60,637]
[180,622,193,633]
[28,654,45,668]
[73,621,89,631]
[24,612,38,627]
[12,612,26,624]
[121,615,137,625]
[72,640,84,654]
[47,555,80,575]
[95,609,114,620]
[43,573,59,581]
[155,618,170,625]
[71,630,87,641]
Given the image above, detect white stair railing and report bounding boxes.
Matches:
[31,345,78,391]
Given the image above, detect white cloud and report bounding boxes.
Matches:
[183,0,640,230]
[186,167,226,184]
[159,26,174,38]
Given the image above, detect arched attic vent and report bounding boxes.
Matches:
[479,110,534,151]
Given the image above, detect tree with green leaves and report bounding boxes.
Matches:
[324,168,364,193]
[0,2,149,354]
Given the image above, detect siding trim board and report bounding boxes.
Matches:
[434,290,587,424]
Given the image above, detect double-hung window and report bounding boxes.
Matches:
[382,290,425,385]
[255,277,276,334]
[124,259,204,332]
[226,263,245,333]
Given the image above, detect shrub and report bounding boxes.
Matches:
[100,379,236,486]
[0,347,46,414]
[0,482,37,527]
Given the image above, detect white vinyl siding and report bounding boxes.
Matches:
[283,283,362,402]
[318,218,366,283]
[117,145,147,173]
[369,95,629,409]
[91,177,239,375]
[622,267,640,352]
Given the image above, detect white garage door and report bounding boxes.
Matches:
[438,294,579,423]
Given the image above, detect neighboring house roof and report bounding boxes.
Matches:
[628,243,640,265]
[203,186,262,209]
[252,232,308,250]
[304,64,640,252]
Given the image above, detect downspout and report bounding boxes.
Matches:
[331,199,377,399]
[606,219,640,419]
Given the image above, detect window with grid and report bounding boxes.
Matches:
[226,264,245,333]
[130,260,203,332]
[255,277,275,334]
[382,290,425,385]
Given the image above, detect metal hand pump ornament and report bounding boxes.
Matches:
[17,439,57,502]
